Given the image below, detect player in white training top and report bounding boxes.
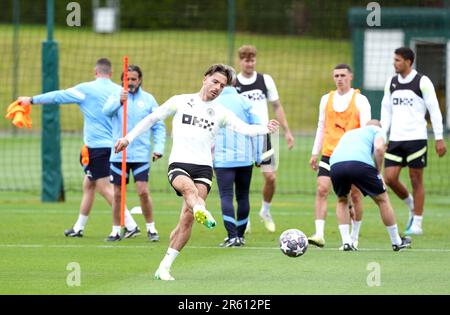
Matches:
[115,64,279,280]
[381,47,447,235]
[235,45,295,233]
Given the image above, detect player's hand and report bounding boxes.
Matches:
[285,130,294,150]
[120,90,128,105]
[309,155,318,171]
[435,139,447,157]
[152,152,163,162]
[267,119,279,133]
[18,96,32,106]
[114,137,129,153]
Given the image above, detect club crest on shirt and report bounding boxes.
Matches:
[207,108,215,117]
[137,100,145,108]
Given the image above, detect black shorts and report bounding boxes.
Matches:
[168,162,213,196]
[384,140,427,168]
[260,134,274,165]
[79,147,111,181]
[110,162,150,185]
[317,155,331,177]
[330,161,386,197]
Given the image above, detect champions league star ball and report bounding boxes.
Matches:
[279,229,308,257]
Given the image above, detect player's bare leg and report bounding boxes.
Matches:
[259,170,276,232]
[308,176,331,247]
[406,167,424,234]
[155,183,210,280]
[65,176,95,237]
[136,181,159,241]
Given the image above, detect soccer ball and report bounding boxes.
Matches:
[279,229,308,257]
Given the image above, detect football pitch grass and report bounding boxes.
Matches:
[1,190,449,295]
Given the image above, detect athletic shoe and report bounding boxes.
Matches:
[193,207,216,229]
[148,231,160,242]
[154,266,175,281]
[342,243,358,251]
[307,234,325,248]
[404,225,423,236]
[239,237,246,246]
[105,234,121,242]
[259,211,276,232]
[64,228,83,237]
[339,239,359,251]
[392,236,412,251]
[219,237,241,247]
[405,210,414,231]
[124,226,141,238]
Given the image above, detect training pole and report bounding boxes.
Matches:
[120,56,129,227]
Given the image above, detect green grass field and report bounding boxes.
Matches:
[1,190,449,294]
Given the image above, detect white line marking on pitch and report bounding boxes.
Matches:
[1,244,450,252]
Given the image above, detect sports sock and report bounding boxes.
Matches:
[160,248,179,270]
[338,224,352,245]
[124,208,138,230]
[73,214,88,232]
[193,204,206,213]
[315,219,325,238]
[412,215,423,229]
[146,222,157,234]
[260,201,271,216]
[403,194,414,211]
[350,220,362,242]
[386,224,402,245]
[111,225,121,236]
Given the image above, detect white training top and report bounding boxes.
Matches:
[311,88,372,155]
[381,69,444,141]
[237,72,279,124]
[125,93,270,166]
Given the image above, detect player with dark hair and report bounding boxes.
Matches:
[381,47,447,235]
[18,58,140,237]
[115,64,279,280]
[103,64,166,241]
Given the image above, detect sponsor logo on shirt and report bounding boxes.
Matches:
[182,114,215,131]
[393,97,414,106]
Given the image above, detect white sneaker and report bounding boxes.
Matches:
[259,211,276,232]
[339,239,358,250]
[405,225,423,235]
[154,266,175,281]
[130,206,142,214]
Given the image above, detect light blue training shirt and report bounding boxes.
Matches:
[213,86,262,168]
[330,125,386,167]
[103,86,166,163]
[32,78,119,148]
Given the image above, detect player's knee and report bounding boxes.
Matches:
[137,188,149,200]
[265,173,276,185]
[317,184,329,198]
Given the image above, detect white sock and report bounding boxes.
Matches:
[260,201,271,215]
[350,220,362,242]
[338,224,352,245]
[412,215,423,228]
[403,194,414,212]
[193,204,206,213]
[146,222,157,234]
[124,208,138,230]
[160,248,179,270]
[386,224,402,245]
[73,214,88,232]
[315,219,325,238]
[111,225,121,236]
